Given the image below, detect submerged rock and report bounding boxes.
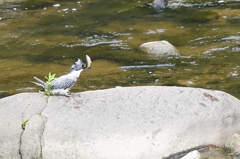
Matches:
[139,40,180,56]
[1,86,240,159]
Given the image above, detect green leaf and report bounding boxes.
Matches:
[22,120,29,130]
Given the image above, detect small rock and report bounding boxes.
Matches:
[150,0,168,9]
[181,150,200,159]
[225,133,240,154]
[53,4,60,7]
[139,40,180,56]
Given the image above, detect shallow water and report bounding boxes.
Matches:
[1,0,240,157]
[1,0,240,99]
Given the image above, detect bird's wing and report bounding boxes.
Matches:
[51,76,76,90]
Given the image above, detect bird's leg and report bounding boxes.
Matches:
[64,90,72,97]
[65,93,71,97]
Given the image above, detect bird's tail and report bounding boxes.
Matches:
[33,76,45,84]
[31,77,46,89]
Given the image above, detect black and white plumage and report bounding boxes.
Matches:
[31,57,88,96]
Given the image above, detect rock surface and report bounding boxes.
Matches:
[139,40,180,56]
[0,93,47,159]
[1,86,240,159]
[180,150,200,159]
[20,114,47,159]
[224,133,240,155]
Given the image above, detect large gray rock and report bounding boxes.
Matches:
[139,40,180,56]
[1,86,240,159]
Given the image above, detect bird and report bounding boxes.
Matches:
[31,56,91,97]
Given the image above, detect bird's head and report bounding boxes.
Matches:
[69,58,86,73]
[69,55,92,73]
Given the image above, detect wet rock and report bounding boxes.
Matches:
[1,86,240,159]
[224,133,240,155]
[149,0,168,9]
[181,150,200,159]
[139,40,180,56]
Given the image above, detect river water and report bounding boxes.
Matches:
[1,0,240,157]
[0,0,240,99]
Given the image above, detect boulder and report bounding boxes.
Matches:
[139,40,180,56]
[1,86,240,159]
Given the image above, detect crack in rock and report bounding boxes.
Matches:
[19,104,31,159]
[19,132,23,159]
[19,96,49,159]
[20,114,47,159]
[38,98,49,159]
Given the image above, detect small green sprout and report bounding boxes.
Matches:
[22,120,29,130]
[40,72,57,96]
[45,72,56,82]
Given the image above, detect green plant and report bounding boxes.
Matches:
[22,120,29,130]
[40,72,56,96]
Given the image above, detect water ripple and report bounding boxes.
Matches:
[204,46,229,54]
[59,39,122,47]
[119,63,175,69]
[222,36,240,41]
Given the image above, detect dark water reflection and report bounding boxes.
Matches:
[0,0,240,102]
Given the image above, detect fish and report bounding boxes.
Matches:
[86,55,92,69]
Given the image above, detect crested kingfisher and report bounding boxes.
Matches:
[31,55,92,96]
